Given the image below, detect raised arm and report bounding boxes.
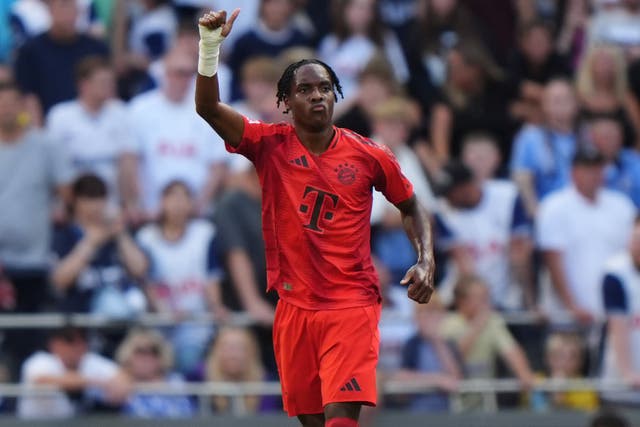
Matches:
[396,196,436,304]
[194,9,245,148]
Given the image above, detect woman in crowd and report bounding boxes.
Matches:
[205,326,278,414]
[136,180,228,377]
[318,0,409,114]
[576,44,640,147]
[117,328,197,418]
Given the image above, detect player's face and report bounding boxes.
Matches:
[286,64,335,132]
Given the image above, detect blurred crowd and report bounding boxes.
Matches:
[1,0,640,420]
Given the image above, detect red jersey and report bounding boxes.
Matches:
[225,116,414,310]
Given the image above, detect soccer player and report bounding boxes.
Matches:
[195,9,436,427]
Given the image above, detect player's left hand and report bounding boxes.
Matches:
[400,256,435,304]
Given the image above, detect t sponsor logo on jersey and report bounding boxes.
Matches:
[335,163,358,185]
[299,186,339,233]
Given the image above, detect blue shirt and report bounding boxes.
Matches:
[604,149,640,209]
[510,125,577,200]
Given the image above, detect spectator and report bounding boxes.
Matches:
[0,79,71,378]
[127,47,229,219]
[530,332,598,411]
[116,328,197,418]
[507,19,572,125]
[440,275,534,410]
[205,326,277,414]
[510,78,579,217]
[394,296,461,412]
[601,216,640,404]
[588,0,640,53]
[406,0,485,93]
[13,0,109,115]
[588,116,640,208]
[576,45,639,147]
[227,0,313,101]
[127,0,176,63]
[231,56,287,123]
[10,0,104,48]
[334,54,403,138]
[318,0,409,110]
[460,132,503,183]
[428,41,513,167]
[46,56,137,207]
[369,97,437,284]
[136,180,228,376]
[537,148,636,324]
[212,156,278,374]
[51,174,147,317]
[436,161,533,311]
[17,326,131,419]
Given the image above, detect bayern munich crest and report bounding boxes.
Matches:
[335,163,358,185]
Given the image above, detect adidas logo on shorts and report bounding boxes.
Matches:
[340,377,361,392]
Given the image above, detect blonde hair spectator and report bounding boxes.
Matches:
[206,327,265,413]
[576,45,628,103]
[116,328,174,375]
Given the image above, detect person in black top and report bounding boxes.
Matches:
[13,0,108,115]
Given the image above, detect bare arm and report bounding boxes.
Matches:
[34,372,89,391]
[501,344,535,387]
[430,104,452,166]
[52,235,102,291]
[512,171,538,218]
[194,10,245,148]
[543,250,593,323]
[115,232,148,279]
[396,196,435,304]
[510,236,535,309]
[118,153,143,222]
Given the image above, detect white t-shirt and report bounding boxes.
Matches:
[537,186,636,321]
[438,180,528,310]
[18,351,119,419]
[136,219,220,314]
[128,90,228,213]
[46,99,136,202]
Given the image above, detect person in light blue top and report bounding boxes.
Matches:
[589,116,640,209]
[510,78,579,217]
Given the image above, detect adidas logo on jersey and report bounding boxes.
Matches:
[289,155,309,168]
[340,377,361,392]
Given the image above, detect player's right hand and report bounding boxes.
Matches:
[198,8,240,37]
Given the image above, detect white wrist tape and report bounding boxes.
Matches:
[198,25,225,77]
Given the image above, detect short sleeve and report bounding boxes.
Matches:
[489,315,516,354]
[603,273,628,315]
[372,145,414,205]
[22,354,61,383]
[225,116,281,163]
[536,197,566,250]
[510,127,540,173]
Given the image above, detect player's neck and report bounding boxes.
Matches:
[295,126,335,156]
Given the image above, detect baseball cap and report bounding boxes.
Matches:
[572,146,606,166]
[435,161,474,196]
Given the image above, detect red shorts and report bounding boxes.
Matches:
[273,299,381,416]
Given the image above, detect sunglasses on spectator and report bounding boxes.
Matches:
[134,345,160,356]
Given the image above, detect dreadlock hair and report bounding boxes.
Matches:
[276,59,344,114]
